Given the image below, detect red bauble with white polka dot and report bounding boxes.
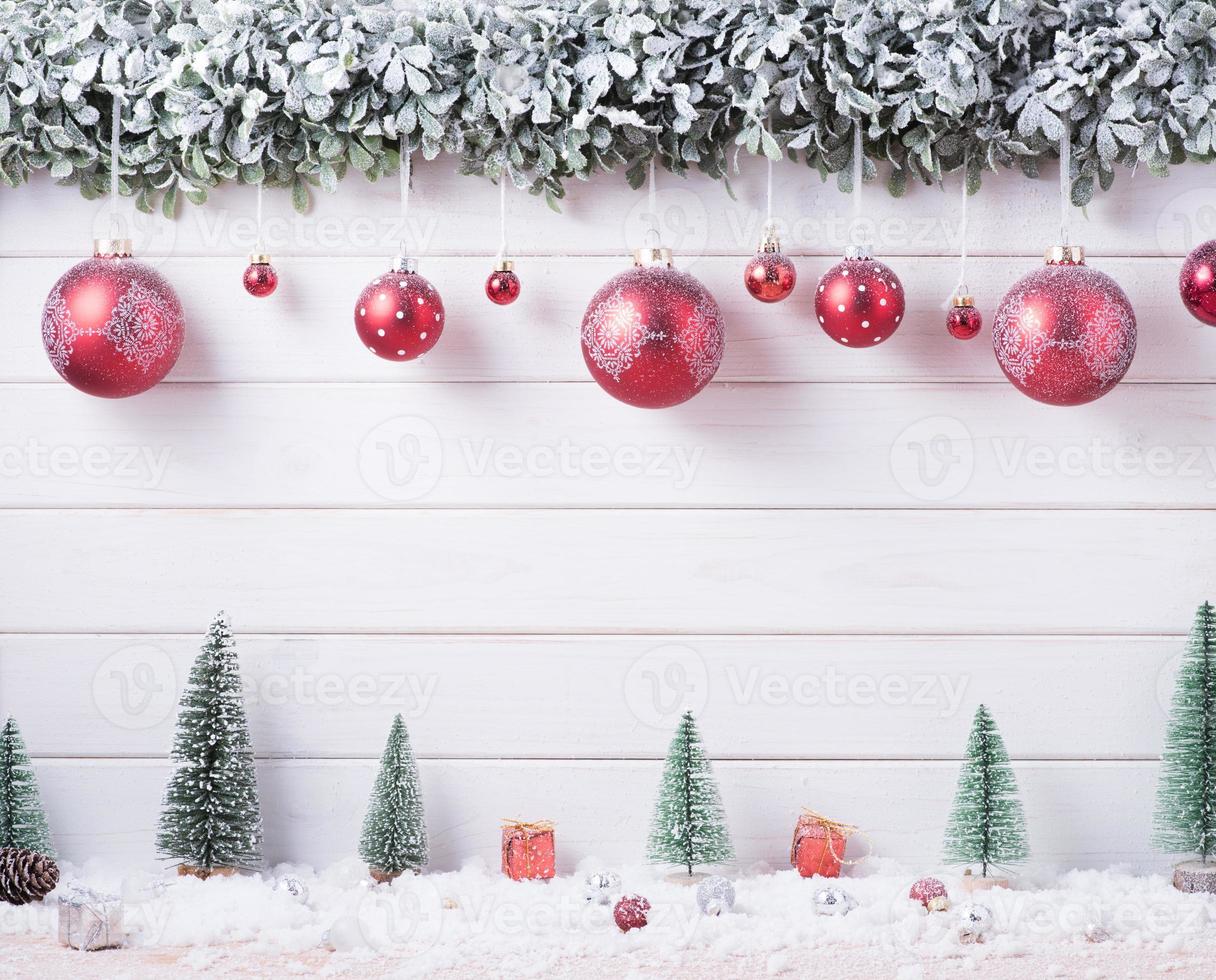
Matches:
[814,247,905,347]
[354,258,445,361]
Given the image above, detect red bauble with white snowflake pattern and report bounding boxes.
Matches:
[744,235,796,303]
[243,253,278,298]
[947,296,982,340]
[41,239,185,398]
[814,248,905,347]
[485,260,521,306]
[581,247,724,409]
[354,258,445,361]
[1179,239,1216,326]
[992,246,1136,406]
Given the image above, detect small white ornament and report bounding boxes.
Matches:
[696,875,735,916]
[813,886,856,916]
[956,902,993,944]
[583,870,621,905]
[274,874,308,903]
[324,915,369,952]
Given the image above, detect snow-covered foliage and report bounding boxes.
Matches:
[1,0,1214,212]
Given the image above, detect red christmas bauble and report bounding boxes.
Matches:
[993,247,1136,406]
[354,262,445,361]
[1179,239,1216,325]
[744,246,797,303]
[909,877,948,909]
[486,264,521,305]
[947,301,982,340]
[815,252,905,347]
[41,242,185,398]
[613,894,650,932]
[581,248,724,409]
[243,257,278,298]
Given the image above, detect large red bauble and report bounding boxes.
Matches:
[1179,239,1216,325]
[814,253,905,347]
[354,263,445,361]
[992,249,1136,406]
[744,247,797,303]
[581,250,724,409]
[41,246,185,398]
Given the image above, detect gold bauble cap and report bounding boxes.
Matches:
[951,294,975,308]
[759,236,781,254]
[1045,244,1085,265]
[93,238,133,258]
[632,246,674,268]
[248,252,272,265]
[494,258,515,273]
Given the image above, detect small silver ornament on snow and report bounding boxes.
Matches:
[583,870,621,905]
[813,886,856,916]
[274,874,308,903]
[956,902,993,943]
[1084,921,1111,943]
[695,875,735,916]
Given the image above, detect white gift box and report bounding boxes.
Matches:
[58,885,123,951]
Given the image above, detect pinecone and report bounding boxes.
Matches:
[0,847,59,905]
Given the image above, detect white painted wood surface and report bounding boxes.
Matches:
[3,162,1212,871]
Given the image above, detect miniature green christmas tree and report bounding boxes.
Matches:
[646,710,734,876]
[155,612,263,874]
[0,717,55,857]
[1153,601,1216,860]
[359,714,428,880]
[942,704,1028,877]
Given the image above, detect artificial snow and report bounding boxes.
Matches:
[3,857,1216,977]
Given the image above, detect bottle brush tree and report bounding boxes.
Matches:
[942,704,1028,877]
[1153,601,1216,862]
[0,717,55,856]
[156,612,263,875]
[646,710,734,876]
[360,714,428,880]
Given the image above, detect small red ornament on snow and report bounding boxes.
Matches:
[992,245,1136,406]
[581,246,724,409]
[613,894,650,932]
[485,260,521,306]
[41,238,185,398]
[744,230,796,303]
[909,876,949,910]
[243,253,278,298]
[947,294,982,340]
[1180,240,1216,325]
[354,257,445,361]
[814,246,905,347]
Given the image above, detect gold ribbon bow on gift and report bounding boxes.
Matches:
[791,808,873,866]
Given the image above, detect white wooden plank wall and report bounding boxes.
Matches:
[1,158,1214,873]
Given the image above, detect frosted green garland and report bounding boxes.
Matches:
[1,0,1213,215]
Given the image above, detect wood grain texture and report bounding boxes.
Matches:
[2,255,1212,384]
[34,757,1162,871]
[1,382,1215,508]
[0,634,1176,761]
[0,509,1207,635]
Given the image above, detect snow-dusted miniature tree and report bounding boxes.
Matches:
[359,714,428,879]
[0,717,55,856]
[646,710,733,876]
[156,612,263,873]
[1154,601,1216,860]
[943,704,1028,877]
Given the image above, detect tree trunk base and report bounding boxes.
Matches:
[664,871,709,886]
[177,865,237,881]
[369,867,422,884]
[960,874,1010,894]
[1173,860,1216,893]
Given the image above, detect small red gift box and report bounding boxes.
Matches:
[501,820,556,880]
[791,809,857,878]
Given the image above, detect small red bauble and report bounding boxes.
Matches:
[744,237,796,303]
[993,245,1136,406]
[243,254,278,297]
[486,261,521,306]
[581,247,724,409]
[613,894,650,932]
[814,248,905,347]
[354,259,445,361]
[947,297,982,340]
[909,877,948,909]
[41,238,185,398]
[1180,239,1216,325]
